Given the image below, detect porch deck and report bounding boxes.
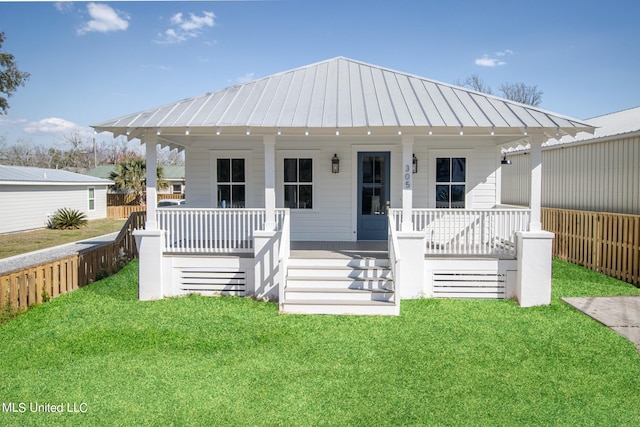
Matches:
[290,241,388,259]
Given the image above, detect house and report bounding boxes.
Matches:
[92,57,594,315]
[0,165,111,234]
[87,164,186,195]
[501,106,640,214]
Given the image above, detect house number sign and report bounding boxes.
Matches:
[404,164,412,189]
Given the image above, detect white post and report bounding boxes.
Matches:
[145,133,158,231]
[529,134,544,232]
[495,146,503,206]
[401,135,414,232]
[264,135,276,231]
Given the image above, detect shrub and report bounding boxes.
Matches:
[47,208,88,230]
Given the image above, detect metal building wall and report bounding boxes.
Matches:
[501,134,640,214]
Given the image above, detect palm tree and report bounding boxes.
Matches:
[109,157,168,205]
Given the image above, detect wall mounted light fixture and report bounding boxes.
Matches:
[332,154,340,174]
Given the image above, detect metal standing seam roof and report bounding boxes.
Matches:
[0,165,112,185]
[92,56,594,139]
[505,106,640,152]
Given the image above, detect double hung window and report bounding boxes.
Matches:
[217,158,246,208]
[435,157,466,208]
[284,158,312,209]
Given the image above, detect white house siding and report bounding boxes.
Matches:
[182,136,501,241]
[0,185,108,234]
[502,135,640,214]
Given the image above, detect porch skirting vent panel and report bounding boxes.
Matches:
[178,268,246,296]
[432,271,506,299]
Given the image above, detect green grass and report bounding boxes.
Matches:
[0,219,125,259]
[1,259,639,426]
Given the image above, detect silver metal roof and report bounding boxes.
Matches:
[0,165,112,185]
[93,57,594,141]
[505,106,640,152]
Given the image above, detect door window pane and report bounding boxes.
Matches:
[435,185,450,208]
[299,185,313,209]
[451,185,466,208]
[362,156,373,184]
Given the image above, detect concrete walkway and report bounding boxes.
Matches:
[0,232,119,275]
[562,296,640,353]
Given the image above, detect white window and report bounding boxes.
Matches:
[172,184,182,194]
[284,158,313,209]
[88,187,95,211]
[435,157,466,208]
[216,158,245,208]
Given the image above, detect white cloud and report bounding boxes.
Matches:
[78,3,129,35]
[475,56,506,67]
[24,117,84,135]
[475,50,513,67]
[156,11,215,45]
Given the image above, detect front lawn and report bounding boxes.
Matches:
[0,259,639,426]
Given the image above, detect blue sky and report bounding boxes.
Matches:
[1,0,639,148]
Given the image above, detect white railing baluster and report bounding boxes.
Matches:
[388,207,529,256]
[156,208,287,254]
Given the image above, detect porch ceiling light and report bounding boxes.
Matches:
[332,154,340,174]
[336,127,340,136]
[412,154,418,174]
[185,127,190,136]
[246,127,251,135]
[459,126,464,136]
[490,126,495,136]
[367,126,371,136]
[305,127,309,136]
[428,126,433,136]
[277,127,282,136]
[397,127,402,135]
[216,127,221,135]
[501,155,512,165]
[156,128,161,136]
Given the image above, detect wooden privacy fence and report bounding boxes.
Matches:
[543,208,640,286]
[107,205,146,219]
[0,211,146,310]
[107,193,183,206]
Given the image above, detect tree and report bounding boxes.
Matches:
[109,157,168,205]
[499,82,543,107]
[456,75,543,107]
[455,74,494,95]
[0,32,30,114]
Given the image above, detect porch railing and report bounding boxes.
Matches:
[390,208,530,256]
[157,208,286,253]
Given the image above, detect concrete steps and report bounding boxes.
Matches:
[280,257,398,316]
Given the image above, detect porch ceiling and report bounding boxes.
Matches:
[92,57,594,146]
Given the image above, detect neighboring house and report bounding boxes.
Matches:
[87,164,186,195]
[0,165,111,234]
[93,57,594,315]
[501,107,640,214]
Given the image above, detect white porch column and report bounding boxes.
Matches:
[144,134,158,230]
[401,135,414,232]
[528,134,544,232]
[263,135,276,231]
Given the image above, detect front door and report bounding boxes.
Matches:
[357,152,390,240]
